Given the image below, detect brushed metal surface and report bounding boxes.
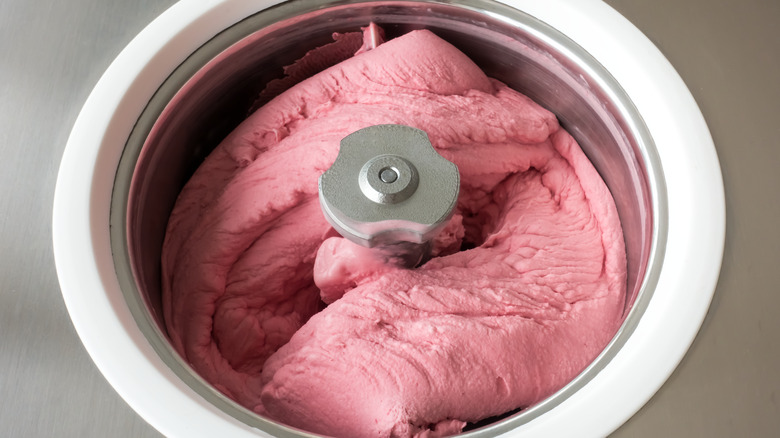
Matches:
[608,0,780,436]
[0,1,174,436]
[1,0,777,437]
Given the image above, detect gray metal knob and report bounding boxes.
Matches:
[318,124,460,266]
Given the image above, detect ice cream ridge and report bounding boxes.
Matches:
[161,24,627,438]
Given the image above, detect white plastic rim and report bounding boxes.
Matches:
[52,0,725,437]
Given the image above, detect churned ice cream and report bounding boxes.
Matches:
[161,26,626,437]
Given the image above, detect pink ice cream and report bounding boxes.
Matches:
[162,27,626,437]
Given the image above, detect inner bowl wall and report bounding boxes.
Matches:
[112,0,657,435]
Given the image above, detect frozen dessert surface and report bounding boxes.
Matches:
[162,27,626,437]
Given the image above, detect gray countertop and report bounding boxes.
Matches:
[1,0,777,436]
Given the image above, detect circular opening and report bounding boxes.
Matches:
[380,167,399,184]
[360,155,418,204]
[110,1,665,436]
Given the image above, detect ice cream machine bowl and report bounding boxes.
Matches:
[53,1,724,437]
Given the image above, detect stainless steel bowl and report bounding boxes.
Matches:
[110,1,665,436]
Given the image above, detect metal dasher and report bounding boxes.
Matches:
[318,124,460,267]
